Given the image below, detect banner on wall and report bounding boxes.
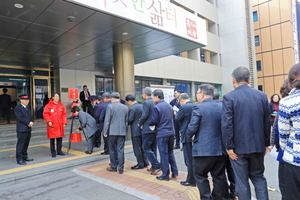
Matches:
[150,85,174,104]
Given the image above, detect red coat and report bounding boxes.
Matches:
[43,99,67,139]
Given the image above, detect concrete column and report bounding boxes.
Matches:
[188,49,200,61]
[113,43,134,141]
[113,43,135,99]
[162,78,168,85]
[191,81,196,100]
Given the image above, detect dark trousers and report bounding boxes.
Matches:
[142,133,160,169]
[173,119,180,147]
[157,135,178,178]
[132,135,149,167]
[285,163,300,200]
[108,135,125,171]
[225,156,235,197]
[278,162,286,200]
[103,135,109,153]
[194,155,227,200]
[16,131,31,161]
[87,133,95,152]
[82,100,89,112]
[182,142,195,184]
[50,137,62,155]
[230,152,268,200]
[94,129,101,148]
[1,107,10,122]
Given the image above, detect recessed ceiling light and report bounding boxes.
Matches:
[122,32,128,36]
[76,54,80,56]
[85,69,89,70]
[14,3,24,8]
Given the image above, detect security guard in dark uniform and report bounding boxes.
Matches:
[14,94,34,165]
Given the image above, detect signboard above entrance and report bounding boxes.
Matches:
[67,0,207,46]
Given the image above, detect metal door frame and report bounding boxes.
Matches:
[31,77,51,119]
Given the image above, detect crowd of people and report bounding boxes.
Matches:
[12,65,300,200]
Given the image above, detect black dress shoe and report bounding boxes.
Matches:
[52,154,56,158]
[172,173,178,178]
[131,165,144,169]
[101,152,109,155]
[24,158,34,161]
[57,152,65,156]
[85,151,93,154]
[119,170,123,174]
[180,181,196,186]
[17,160,27,165]
[156,176,170,181]
[144,164,149,168]
[174,145,180,149]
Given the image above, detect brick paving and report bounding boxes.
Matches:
[78,161,200,200]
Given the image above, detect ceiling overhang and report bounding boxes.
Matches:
[0,0,207,72]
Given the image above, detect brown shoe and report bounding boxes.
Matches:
[150,168,161,175]
[147,168,155,172]
[106,167,117,172]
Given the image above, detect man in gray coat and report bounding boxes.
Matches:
[102,92,128,174]
[126,94,149,169]
[71,106,98,154]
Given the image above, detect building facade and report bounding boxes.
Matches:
[0,0,257,118]
[253,0,299,98]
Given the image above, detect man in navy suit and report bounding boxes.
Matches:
[187,84,226,199]
[170,89,182,149]
[126,94,149,169]
[14,94,34,165]
[138,87,160,174]
[149,89,178,181]
[0,88,12,124]
[222,67,270,200]
[174,93,196,186]
[94,96,105,148]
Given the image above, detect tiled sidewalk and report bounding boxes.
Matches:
[77,161,200,200]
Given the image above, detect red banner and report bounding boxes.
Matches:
[68,88,79,101]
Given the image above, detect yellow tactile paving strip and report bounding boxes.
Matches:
[0,140,132,176]
[78,161,200,200]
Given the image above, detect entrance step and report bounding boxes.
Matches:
[0,120,74,150]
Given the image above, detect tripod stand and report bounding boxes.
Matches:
[67,115,88,155]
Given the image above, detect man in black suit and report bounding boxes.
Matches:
[79,85,90,112]
[222,67,270,200]
[0,88,12,124]
[138,87,160,174]
[174,93,196,186]
[14,94,34,165]
[187,84,227,199]
[126,94,149,169]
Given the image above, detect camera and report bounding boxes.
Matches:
[67,16,76,22]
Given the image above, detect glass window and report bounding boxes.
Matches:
[255,35,260,46]
[253,11,258,22]
[168,80,191,96]
[135,78,162,100]
[95,76,114,96]
[258,85,263,91]
[200,50,205,62]
[256,60,262,71]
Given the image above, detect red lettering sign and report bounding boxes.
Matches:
[186,18,198,39]
[68,88,79,101]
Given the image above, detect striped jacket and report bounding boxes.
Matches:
[278,88,300,166]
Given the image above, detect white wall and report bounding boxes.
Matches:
[218,0,251,95]
[59,69,106,114]
[135,55,222,84]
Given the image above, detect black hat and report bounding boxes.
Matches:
[88,95,97,101]
[19,94,30,99]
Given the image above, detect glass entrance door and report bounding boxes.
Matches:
[32,78,51,119]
